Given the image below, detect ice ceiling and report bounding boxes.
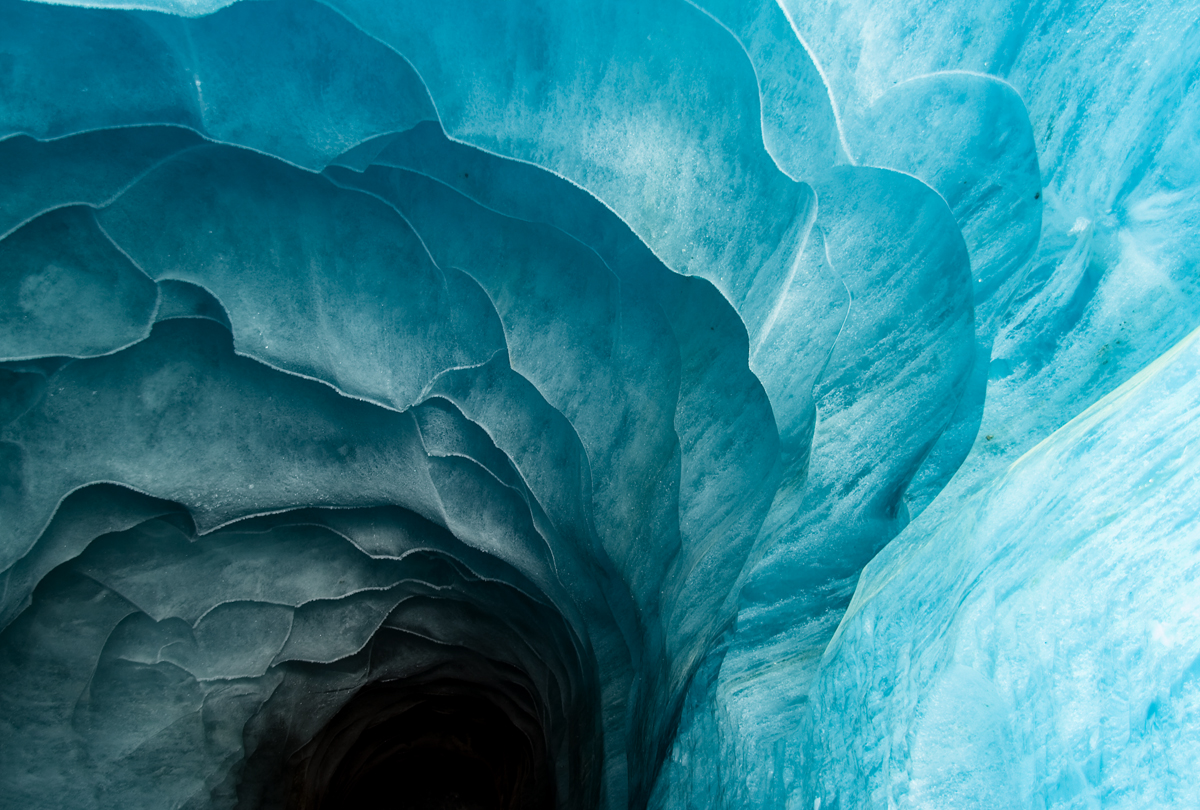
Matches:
[1,0,1199,808]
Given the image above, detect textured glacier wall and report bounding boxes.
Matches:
[803,325,1200,809]
[1,0,1198,808]
[654,0,1200,805]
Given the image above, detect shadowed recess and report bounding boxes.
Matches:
[3,0,1200,809]
[290,681,553,810]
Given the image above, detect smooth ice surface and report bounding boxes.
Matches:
[1,0,1198,808]
[804,325,1200,809]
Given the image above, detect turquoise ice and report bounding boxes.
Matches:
[1,0,1197,807]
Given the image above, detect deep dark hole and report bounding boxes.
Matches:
[342,748,498,810]
[295,681,554,810]
[329,697,516,810]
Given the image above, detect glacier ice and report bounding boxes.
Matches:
[1,0,1198,808]
[803,325,1200,809]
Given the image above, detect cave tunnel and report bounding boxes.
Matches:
[2,0,1200,808]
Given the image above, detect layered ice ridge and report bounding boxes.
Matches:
[1,0,1198,809]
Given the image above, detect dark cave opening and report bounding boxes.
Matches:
[290,679,555,810]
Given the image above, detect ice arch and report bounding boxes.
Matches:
[1,0,1198,808]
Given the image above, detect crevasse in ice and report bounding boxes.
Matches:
[0,0,1197,807]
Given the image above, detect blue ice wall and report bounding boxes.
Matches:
[0,0,1197,808]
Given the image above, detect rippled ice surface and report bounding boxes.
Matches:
[1,0,1198,807]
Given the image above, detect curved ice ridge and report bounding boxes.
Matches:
[2,0,1198,808]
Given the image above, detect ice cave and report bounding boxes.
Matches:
[1,0,1198,807]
